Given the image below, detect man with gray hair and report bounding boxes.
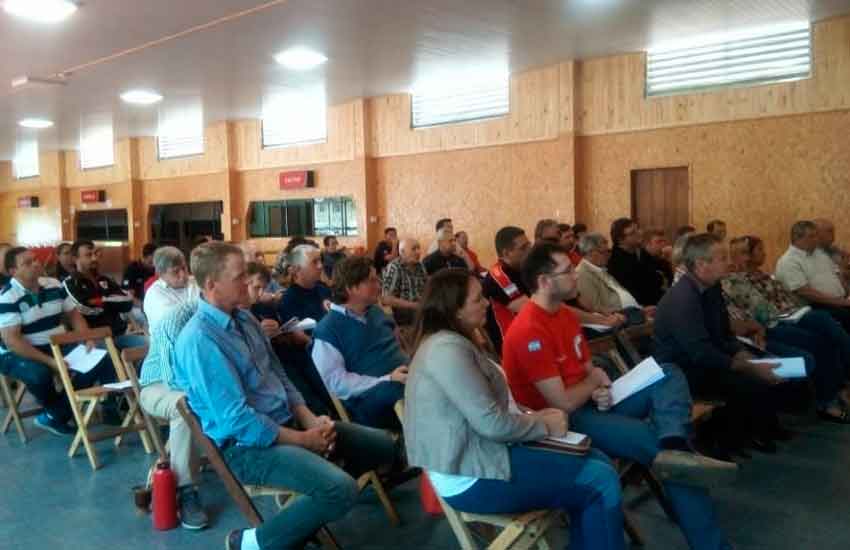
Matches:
[422,228,468,275]
[776,220,850,332]
[381,238,427,326]
[575,233,652,315]
[278,244,332,325]
[143,246,200,330]
[654,233,786,459]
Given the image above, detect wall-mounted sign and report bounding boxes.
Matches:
[81,189,106,203]
[279,170,315,190]
[17,196,39,208]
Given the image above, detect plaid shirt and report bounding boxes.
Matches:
[381,258,428,303]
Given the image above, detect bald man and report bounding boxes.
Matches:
[815,218,850,287]
[381,239,428,326]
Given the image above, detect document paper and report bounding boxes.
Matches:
[610,356,666,406]
[750,357,807,379]
[63,345,107,374]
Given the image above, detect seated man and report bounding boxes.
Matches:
[277,244,332,324]
[426,218,474,270]
[815,218,850,284]
[174,242,396,550]
[776,220,850,332]
[63,240,147,350]
[373,227,398,278]
[422,228,467,275]
[533,218,561,244]
[607,218,666,306]
[575,233,655,317]
[143,246,199,331]
[503,242,736,550]
[311,256,409,430]
[122,242,157,304]
[706,220,727,242]
[655,234,787,456]
[139,298,208,530]
[381,238,427,326]
[557,224,582,266]
[0,247,118,435]
[320,235,347,281]
[643,228,674,289]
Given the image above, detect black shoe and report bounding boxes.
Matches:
[750,437,778,454]
[225,529,244,550]
[178,487,209,530]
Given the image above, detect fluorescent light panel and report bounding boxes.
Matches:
[274,47,328,71]
[18,118,54,129]
[120,89,163,105]
[4,0,77,23]
[646,23,811,97]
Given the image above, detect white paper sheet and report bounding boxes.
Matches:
[63,345,108,374]
[750,357,807,379]
[610,356,666,406]
[777,306,811,323]
[103,380,133,391]
[545,432,588,446]
[582,323,613,332]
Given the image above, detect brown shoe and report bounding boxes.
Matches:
[652,450,738,489]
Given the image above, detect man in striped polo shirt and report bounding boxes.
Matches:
[0,247,117,435]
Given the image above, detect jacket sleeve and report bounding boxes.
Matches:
[424,337,547,443]
[662,288,734,371]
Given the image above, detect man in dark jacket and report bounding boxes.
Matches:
[608,218,666,305]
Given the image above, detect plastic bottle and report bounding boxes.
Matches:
[152,461,178,530]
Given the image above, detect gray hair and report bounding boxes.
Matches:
[671,234,691,267]
[287,244,318,269]
[681,233,721,272]
[790,220,816,243]
[153,246,186,275]
[578,232,607,256]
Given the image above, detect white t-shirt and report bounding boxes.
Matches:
[143,278,200,331]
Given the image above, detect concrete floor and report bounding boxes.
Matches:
[2,408,850,550]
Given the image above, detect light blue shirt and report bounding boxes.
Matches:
[173,298,305,448]
[139,298,199,388]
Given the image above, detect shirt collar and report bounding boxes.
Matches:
[789,244,812,257]
[11,277,41,295]
[685,272,711,294]
[198,297,239,329]
[580,259,605,273]
[329,302,368,324]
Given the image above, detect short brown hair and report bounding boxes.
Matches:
[331,255,374,304]
[245,261,271,284]
[412,268,480,353]
[191,242,243,289]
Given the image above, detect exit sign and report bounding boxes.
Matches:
[279,170,314,190]
[81,190,106,203]
[17,196,39,208]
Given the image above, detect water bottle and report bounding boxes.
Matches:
[152,461,178,530]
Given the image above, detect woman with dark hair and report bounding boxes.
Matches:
[404,268,625,550]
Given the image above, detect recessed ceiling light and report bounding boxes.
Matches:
[120,89,164,105]
[18,118,54,129]
[274,47,328,71]
[4,0,78,24]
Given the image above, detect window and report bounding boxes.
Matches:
[157,98,204,159]
[646,23,811,97]
[249,196,358,238]
[79,113,115,170]
[76,209,129,241]
[412,75,510,128]
[262,90,327,148]
[14,139,39,179]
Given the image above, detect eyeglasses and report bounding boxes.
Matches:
[547,267,574,279]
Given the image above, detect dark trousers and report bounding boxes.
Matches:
[343,381,404,431]
[0,344,116,424]
[812,304,850,339]
[271,343,334,417]
[767,324,843,407]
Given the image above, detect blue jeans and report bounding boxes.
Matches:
[795,310,850,377]
[343,381,404,431]
[0,343,116,424]
[223,421,397,550]
[445,446,624,550]
[570,365,732,550]
[767,323,841,407]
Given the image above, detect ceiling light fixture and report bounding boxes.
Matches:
[274,47,328,71]
[120,89,164,105]
[3,0,78,24]
[19,118,54,129]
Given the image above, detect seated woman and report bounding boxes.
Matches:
[403,268,625,550]
[723,235,850,423]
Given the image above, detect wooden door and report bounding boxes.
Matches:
[631,167,689,241]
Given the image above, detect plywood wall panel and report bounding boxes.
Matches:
[366,64,565,158]
[136,122,229,180]
[576,110,850,268]
[374,135,575,267]
[576,15,850,136]
[0,188,63,245]
[64,139,132,187]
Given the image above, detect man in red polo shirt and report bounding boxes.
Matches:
[502,242,737,550]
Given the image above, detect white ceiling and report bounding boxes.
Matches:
[1,0,849,161]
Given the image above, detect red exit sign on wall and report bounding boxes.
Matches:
[17,196,39,208]
[279,170,315,190]
[81,190,106,203]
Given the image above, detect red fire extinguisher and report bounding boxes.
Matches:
[152,461,178,530]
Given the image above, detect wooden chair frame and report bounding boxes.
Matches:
[328,394,401,526]
[1,374,43,443]
[176,398,340,550]
[120,346,167,460]
[393,400,557,550]
[48,327,154,470]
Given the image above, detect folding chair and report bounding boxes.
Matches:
[328,394,401,526]
[48,327,154,470]
[120,346,167,459]
[176,398,341,550]
[393,400,558,550]
[1,374,43,443]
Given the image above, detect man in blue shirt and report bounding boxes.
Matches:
[174,242,396,550]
